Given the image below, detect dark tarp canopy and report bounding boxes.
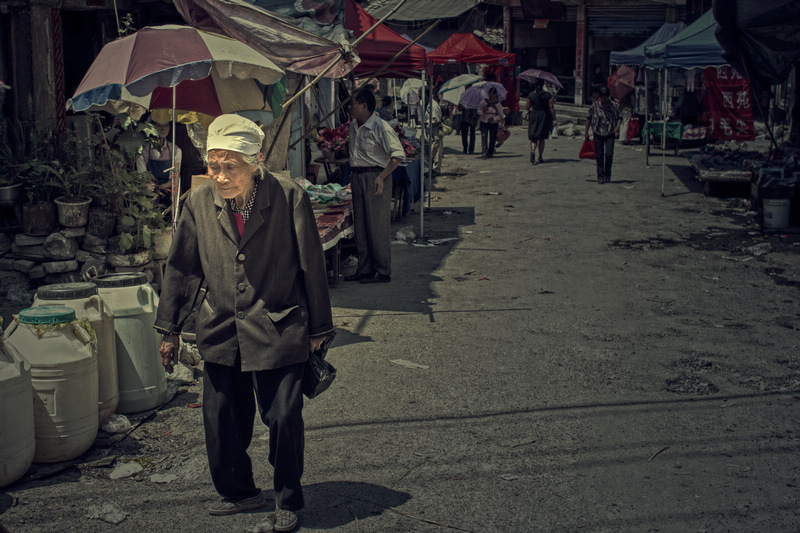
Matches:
[713,0,800,93]
[610,22,686,66]
[172,0,357,78]
[367,0,480,21]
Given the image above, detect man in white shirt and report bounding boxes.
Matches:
[344,88,404,284]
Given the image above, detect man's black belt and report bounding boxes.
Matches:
[350,166,383,173]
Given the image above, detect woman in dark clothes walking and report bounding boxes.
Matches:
[526,81,556,165]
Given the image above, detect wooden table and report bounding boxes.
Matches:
[314,200,354,286]
[314,156,349,183]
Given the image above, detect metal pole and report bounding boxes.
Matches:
[427,75,434,208]
[419,69,426,239]
[661,68,668,197]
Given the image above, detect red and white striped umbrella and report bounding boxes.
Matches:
[68,25,285,127]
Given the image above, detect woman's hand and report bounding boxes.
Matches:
[309,336,325,353]
[159,334,180,373]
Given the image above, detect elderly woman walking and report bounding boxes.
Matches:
[155,114,334,532]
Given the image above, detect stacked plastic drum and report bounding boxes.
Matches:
[92,273,167,413]
[5,306,98,463]
[0,332,35,486]
[33,282,118,424]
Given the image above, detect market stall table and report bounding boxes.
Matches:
[314,156,349,184]
[645,121,683,164]
[391,157,421,220]
[314,200,354,286]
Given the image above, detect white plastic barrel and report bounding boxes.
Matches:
[92,273,167,414]
[763,198,791,229]
[5,306,98,463]
[0,335,35,487]
[34,282,118,424]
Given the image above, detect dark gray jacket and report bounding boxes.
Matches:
[154,173,334,372]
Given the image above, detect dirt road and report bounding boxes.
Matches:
[2,125,800,532]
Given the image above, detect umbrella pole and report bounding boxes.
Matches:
[428,74,433,209]
[172,86,179,231]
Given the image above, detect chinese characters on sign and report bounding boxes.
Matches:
[704,66,755,141]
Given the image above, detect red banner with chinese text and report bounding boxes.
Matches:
[704,66,754,141]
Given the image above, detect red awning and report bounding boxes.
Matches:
[427,33,515,65]
[344,0,428,79]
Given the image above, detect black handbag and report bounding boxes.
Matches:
[302,332,337,399]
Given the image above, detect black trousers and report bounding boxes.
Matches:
[480,122,499,156]
[594,134,615,181]
[203,357,305,511]
[460,122,475,153]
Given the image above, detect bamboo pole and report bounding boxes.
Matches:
[281,0,410,111]
[286,18,441,151]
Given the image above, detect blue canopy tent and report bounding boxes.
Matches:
[643,10,729,195]
[610,22,686,66]
[644,10,726,69]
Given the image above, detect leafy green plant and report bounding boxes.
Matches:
[20,159,63,204]
[0,118,45,185]
[114,169,166,253]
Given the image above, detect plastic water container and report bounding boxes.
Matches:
[92,273,167,413]
[5,306,98,463]
[34,282,118,424]
[763,198,791,229]
[0,335,35,487]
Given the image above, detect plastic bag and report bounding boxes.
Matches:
[579,139,596,160]
[302,332,337,399]
[496,127,511,146]
[627,117,641,142]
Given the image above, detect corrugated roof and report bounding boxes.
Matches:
[365,0,481,21]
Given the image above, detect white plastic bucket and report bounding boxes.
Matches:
[763,198,791,229]
[34,282,118,424]
[6,306,98,463]
[0,337,35,487]
[92,273,167,414]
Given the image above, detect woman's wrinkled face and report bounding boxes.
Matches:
[207,150,257,200]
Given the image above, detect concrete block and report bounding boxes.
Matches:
[28,265,46,280]
[44,233,78,260]
[60,227,86,239]
[14,234,46,247]
[13,259,38,273]
[75,249,105,263]
[82,243,107,254]
[83,234,107,247]
[11,243,45,261]
[42,260,79,274]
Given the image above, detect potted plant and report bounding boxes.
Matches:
[19,158,61,236]
[107,169,166,267]
[0,118,43,208]
[49,160,92,227]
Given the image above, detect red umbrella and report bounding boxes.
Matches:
[608,66,636,100]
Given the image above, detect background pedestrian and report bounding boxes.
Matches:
[478,87,504,158]
[526,80,556,164]
[586,86,621,183]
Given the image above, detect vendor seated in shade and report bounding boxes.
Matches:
[136,119,182,204]
[378,97,394,122]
